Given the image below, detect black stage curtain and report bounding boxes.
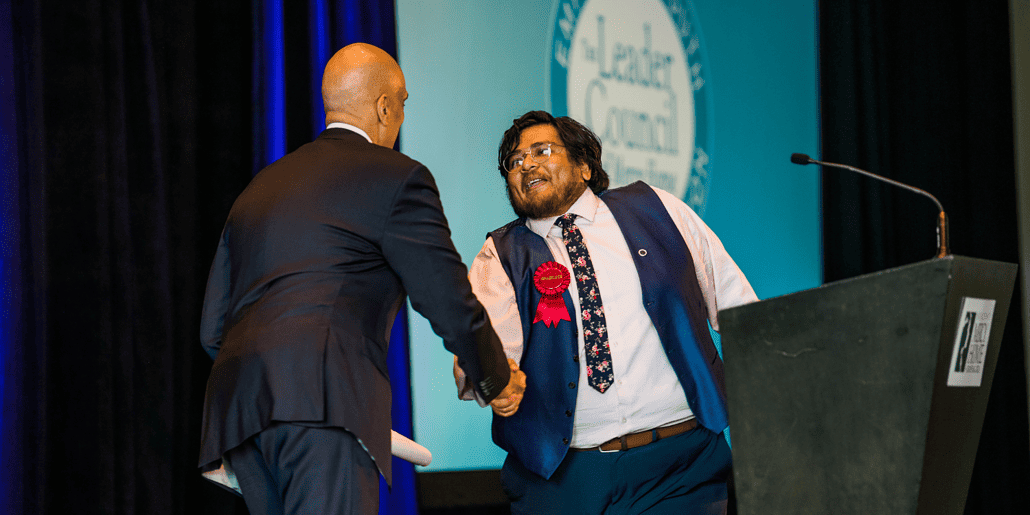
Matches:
[7,0,405,513]
[9,0,254,513]
[820,1,1029,513]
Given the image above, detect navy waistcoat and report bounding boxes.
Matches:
[488,181,727,480]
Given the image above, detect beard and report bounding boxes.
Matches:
[506,178,588,220]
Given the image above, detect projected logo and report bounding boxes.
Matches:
[549,0,712,213]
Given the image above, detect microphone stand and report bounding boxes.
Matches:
[791,153,950,258]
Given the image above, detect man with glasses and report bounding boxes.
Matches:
[454,110,758,513]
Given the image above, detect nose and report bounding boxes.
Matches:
[519,154,538,172]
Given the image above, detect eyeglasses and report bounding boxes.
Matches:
[503,142,563,173]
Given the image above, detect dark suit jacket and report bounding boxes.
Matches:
[198,128,509,483]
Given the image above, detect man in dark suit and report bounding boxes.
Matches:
[198,43,525,515]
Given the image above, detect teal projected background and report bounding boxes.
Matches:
[397,0,820,471]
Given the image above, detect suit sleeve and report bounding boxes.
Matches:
[380,165,511,403]
[199,228,232,360]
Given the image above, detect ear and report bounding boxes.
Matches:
[578,162,592,183]
[376,94,390,125]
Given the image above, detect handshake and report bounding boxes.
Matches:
[454,357,527,417]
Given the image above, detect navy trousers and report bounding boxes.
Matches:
[225,422,380,515]
[501,425,731,515]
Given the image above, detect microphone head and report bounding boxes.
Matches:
[790,153,812,165]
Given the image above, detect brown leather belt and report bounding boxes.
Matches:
[574,418,698,453]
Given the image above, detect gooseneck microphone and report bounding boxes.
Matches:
[791,153,950,258]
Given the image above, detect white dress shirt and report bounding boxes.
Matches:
[326,122,372,143]
[459,185,757,447]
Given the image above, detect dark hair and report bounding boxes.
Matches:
[497,111,609,194]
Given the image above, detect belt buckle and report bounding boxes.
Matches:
[597,434,626,453]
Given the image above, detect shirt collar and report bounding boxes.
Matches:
[326,122,372,144]
[526,187,600,238]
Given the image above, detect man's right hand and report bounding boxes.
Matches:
[490,358,526,417]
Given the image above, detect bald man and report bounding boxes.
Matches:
[198,43,525,514]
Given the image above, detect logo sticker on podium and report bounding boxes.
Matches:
[947,297,997,387]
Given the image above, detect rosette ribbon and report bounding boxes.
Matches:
[532,261,572,328]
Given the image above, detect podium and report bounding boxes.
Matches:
[719,255,1018,515]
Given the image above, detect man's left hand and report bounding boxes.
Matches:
[490,358,526,417]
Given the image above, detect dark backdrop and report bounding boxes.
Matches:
[5,0,254,513]
[820,1,1029,513]
[1,0,1026,514]
[2,0,409,513]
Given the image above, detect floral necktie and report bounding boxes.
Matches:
[556,213,613,393]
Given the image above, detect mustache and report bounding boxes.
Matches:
[505,178,580,220]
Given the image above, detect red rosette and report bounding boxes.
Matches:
[532,261,572,327]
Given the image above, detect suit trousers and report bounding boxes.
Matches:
[501,425,731,515]
[225,422,380,515]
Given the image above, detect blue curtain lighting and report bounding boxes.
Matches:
[383,310,418,514]
[310,0,330,139]
[261,0,287,165]
[0,0,21,509]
